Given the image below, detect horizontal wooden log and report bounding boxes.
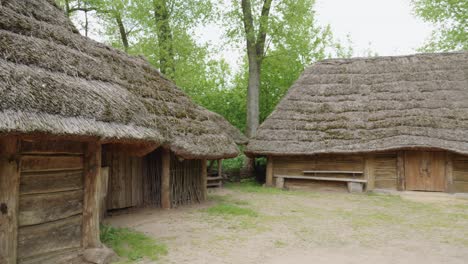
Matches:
[303,170,364,174]
[18,215,82,259]
[375,179,398,189]
[454,171,468,182]
[275,175,367,183]
[20,170,83,195]
[207,176,223,181]
[18,248,82,264]
[21,140,84,155]
[453,181,468,193]
[21,156,83,172]
[19,190,83,226]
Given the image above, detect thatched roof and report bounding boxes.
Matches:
[0,0,239,159]
[204,111,248,145]
[246,52,468,157]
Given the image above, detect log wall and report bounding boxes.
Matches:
[18,139,85,263]
[452,154,468,193]
[273,155,365,191]
[373,153,398,190]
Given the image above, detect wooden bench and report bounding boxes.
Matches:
[274,170,367,192]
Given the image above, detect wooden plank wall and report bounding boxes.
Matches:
[273,155,365,190]
[18,140,85,263]
[142,149,162,207]
[102,147,144,210]
[170,154,203,207]
[452,154,468,193]
[373,153,398,190]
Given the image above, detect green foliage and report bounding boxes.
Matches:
[412,0,468,51]
[100,225,167,262]
[57,0,353,135]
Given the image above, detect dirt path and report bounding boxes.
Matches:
[104,185,468,264]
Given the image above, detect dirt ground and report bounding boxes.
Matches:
[104,184,468,264]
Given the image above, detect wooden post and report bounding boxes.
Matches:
[201,159,207,201]
[0,136,20,264]
[266,156,273,187]
[82,142,102,249]
[397,151,405,191]
[161,149,171,209]
[365,155,376,191]
[446,152,454,193]
[99,167,110,221]
[217,159,223,178]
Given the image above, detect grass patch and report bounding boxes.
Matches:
[225,179,285,194]
[206,203,258,217]
[100,225,167,263]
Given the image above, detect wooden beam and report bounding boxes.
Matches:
[397,151,405,191]
[82,142,102,249]
[201,159,208,201]
[161,149,171,209]
[446,152,454,193]
[266,156,273,187]
[365,155,376,191]
[0,136,20,264]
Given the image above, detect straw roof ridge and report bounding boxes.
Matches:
[0,0,240,159]
[246,51,468,157]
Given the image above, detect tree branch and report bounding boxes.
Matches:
[256,0,273,61]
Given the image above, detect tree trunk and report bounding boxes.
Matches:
[115,13,129,52]
[153,0,176,78]
[241,0,273,175]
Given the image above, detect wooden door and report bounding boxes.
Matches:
[405,151,446,191]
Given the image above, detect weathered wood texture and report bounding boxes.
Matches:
[142,149,162,207]
[102,148,144,210]
[452,154,468,193]
[16,139,86,262]
[100,167,109,220]
[397,151,405,191]
[364,155,376,190]
[266,156,273,187]
[161,149,171,209]
[18,215,82,261]
[82,142,102,248]
[19,190,83,226]
[273,155,365,190]
[374,153,398,190]
[171,154,203,207]
[0,137,20,264]
[405,151,446,192]
[20,170,83,195]
[200,159,207,202]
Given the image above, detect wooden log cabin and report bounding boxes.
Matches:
[246,52,468,193]
[0,0,240,263]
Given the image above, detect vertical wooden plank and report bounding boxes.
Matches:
[266,156,274,187]
[201,159,207,201]
[99,167,109,221]
[446,152,454,193]
[0,136,20,264]
[365,155,376,191]
[161,149,171,209]
[82,141,102,249]
[397,151,405,191]
[218,159,223,178]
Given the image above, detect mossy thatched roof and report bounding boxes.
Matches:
[246,52,468,157]
[0,0,240,159]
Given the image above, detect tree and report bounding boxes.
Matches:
[412,0,468,51]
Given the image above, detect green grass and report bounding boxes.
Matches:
[224,179,286,194]
[206,203,258,217]
[100,225,167,263]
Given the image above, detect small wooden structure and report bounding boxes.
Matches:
[0,0,241,262]
[247,52,468,193]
